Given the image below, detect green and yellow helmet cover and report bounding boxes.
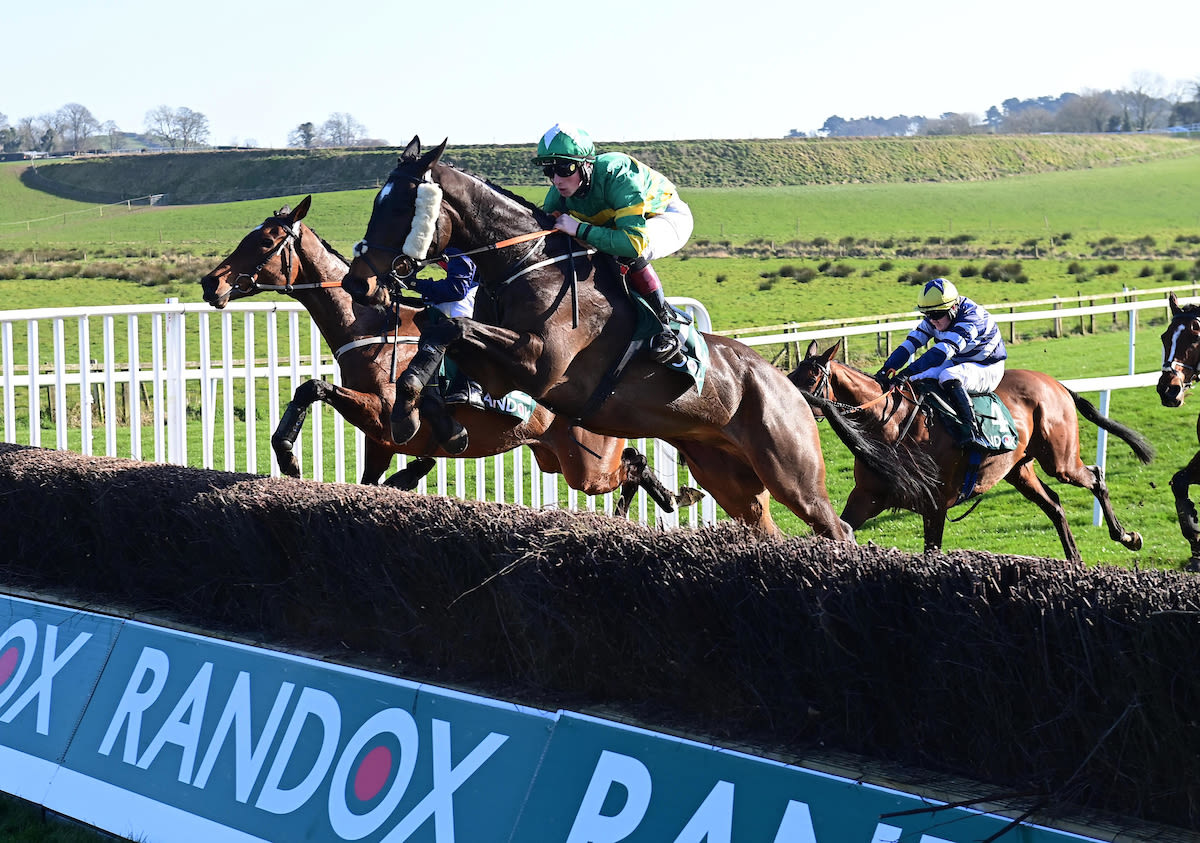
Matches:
[533,123,596,164]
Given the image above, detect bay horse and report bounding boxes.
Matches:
[341,137,937,537]
[1156,291,1200,569]
[789,339,1154,562]
[199,195,694,516]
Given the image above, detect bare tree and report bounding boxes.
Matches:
[175,108,210,149]
[36,111,68,152]
[288,121,318,149]
[16,116,38,151]
[99,120,121,152]
[1054,89,1117,133]
[144,105,210,149]
[922,112,980,135]
[1118,71,1169,131]
[58,103,100,151]
[320,112,366,147]
[1001,107,1056,134]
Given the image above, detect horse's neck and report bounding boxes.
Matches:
[443,168,547,275]
[293,228,391,348]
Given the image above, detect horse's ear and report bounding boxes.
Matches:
[276,204,292,216]
[1171,291,1182,317]
[417,138,448,174]
[805,340,819,359]
[401,136,421,163]
[820,339,842,362]
[293,195,312,222]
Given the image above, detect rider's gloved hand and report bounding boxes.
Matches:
[874,368,897,388]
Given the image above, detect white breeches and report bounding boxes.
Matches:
[643,196,694,261]
[910,360,1004,394]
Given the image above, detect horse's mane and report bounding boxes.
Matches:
[435,161,556,226]
[313,228,350,267]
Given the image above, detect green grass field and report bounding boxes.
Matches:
[3,153,1200,570]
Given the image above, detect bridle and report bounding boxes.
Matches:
[1161,315,1200,390]
[229,218,342,298]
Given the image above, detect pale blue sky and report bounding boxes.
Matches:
[5,0,1197,148]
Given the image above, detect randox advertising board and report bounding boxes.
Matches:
[0,592,1104,843]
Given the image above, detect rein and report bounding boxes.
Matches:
[236,219,413,373]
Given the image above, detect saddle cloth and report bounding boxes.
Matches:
[927,390,1019,454]
[435,358,537,423]
[631,293,709,394]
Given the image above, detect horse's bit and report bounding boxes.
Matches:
[1162,319,1200,390]
[232,219,304,294]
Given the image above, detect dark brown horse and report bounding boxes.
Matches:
[789,339,1154,561]
[1156,291,1200,569]
[342,137,936,537]
[200,195,691,515]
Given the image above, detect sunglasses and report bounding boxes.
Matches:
[542,161,580,178]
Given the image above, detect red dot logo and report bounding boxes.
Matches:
[0,646,19,688]
[353,745,394,802]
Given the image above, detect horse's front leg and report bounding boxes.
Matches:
[1170,450,1200,571]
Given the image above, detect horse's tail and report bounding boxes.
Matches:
[803,391,941,514]
[1068,389,1155,464]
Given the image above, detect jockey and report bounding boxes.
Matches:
[532,123,693,364]
[877,278,1007,450]
[411,247,478,404]
[411,247,477,319]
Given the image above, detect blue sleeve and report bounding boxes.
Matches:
[412,252,477,304]
[902,346,948,377]
[882,347,910,372]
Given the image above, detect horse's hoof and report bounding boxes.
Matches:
[439,426,469,456]
[277,455,301,478]
[390,408,420,445]
[676,486,705,508]
[1187,557,1200,574]
[1122,531,1144,551]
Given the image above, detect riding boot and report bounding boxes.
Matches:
[442,372,471,406]
[943,379,991,451]
[420,388,469,455]
[627,261,683,364]
[398,341,448,400]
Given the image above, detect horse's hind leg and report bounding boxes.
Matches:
[1006,462,1081,563]
[385,456,437,490]
[676,444,783,536]
[1170,450,1200,570]
[1080,463,1142,551]
[615,446,704,517]
[1038,449,1143,552]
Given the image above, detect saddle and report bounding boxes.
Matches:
[922,387,1019,454]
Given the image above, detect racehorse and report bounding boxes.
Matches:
[341,137,937,537]
[789,339,1154,562]
[1156,291,1200,569]
[199,195,694,516]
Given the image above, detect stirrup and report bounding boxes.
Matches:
[650,330,683,364]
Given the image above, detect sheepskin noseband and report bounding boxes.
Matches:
[403,181,443,260]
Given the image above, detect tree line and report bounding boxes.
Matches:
[0,104,381,155]
[6,70,1198,154]
[791,72,1200,138]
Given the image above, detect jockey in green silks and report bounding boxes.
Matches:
[533,122,693,364]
